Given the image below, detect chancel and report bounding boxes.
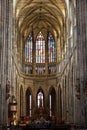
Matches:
[0,0,87,129]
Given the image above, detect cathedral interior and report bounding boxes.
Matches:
[0,0,87,129]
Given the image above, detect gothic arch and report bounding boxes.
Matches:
[36,87,44,108]
[25,87,32,117]
[48,86,56,116]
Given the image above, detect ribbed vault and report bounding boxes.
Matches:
[16,0,67,41]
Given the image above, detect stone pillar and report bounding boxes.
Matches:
[68,69,73,123]
[0,0,8,127]
[56,83,59,121]
[22,38,25,72]
[65,73,69,123]
[0,0,14,128]
[62,78,65,119]
[76,0,87,126]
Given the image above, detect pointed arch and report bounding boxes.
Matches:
[48,86,56,116]
[26,88,32,117]
[36,88,44,108]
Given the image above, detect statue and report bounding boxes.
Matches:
[39,97,42,108]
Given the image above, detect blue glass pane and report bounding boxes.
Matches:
[48,33,56,62]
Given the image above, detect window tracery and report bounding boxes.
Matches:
[24,32,56,75]
[25,33,33,63]
[48,33,56,63]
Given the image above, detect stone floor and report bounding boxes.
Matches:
[0,125,71,130]
[0,124,87,130]
[6,127,87,130]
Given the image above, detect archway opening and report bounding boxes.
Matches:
[26,88,31,117]
[36,88,44,109]
[49,87,56,117]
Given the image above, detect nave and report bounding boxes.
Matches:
[0,0,87,128]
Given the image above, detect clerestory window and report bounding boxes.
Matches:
[36,32,45,63]
[25,33,33,63]
[24,32,56,75]
[48,33,56,63]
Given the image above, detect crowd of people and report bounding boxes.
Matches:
[18,115,57,128]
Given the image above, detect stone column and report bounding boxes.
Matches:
[76,0,87,126]
[62,78,65,119]
[0,0,14,128]
[0,0,8,127]
[56,83,59,121]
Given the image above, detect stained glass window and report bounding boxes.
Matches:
[48,33,56,62]
[36,66,45,74]
[36,32,45,63]
[24,32,57,75]
[48,65,56,74]
[25,65,32,74]
[25,33,33,63]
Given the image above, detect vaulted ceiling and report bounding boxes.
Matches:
[16,0,67,41]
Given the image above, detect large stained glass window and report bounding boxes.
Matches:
[25,33,33,63]
[36,32,45,63]
[48,33,56,62]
